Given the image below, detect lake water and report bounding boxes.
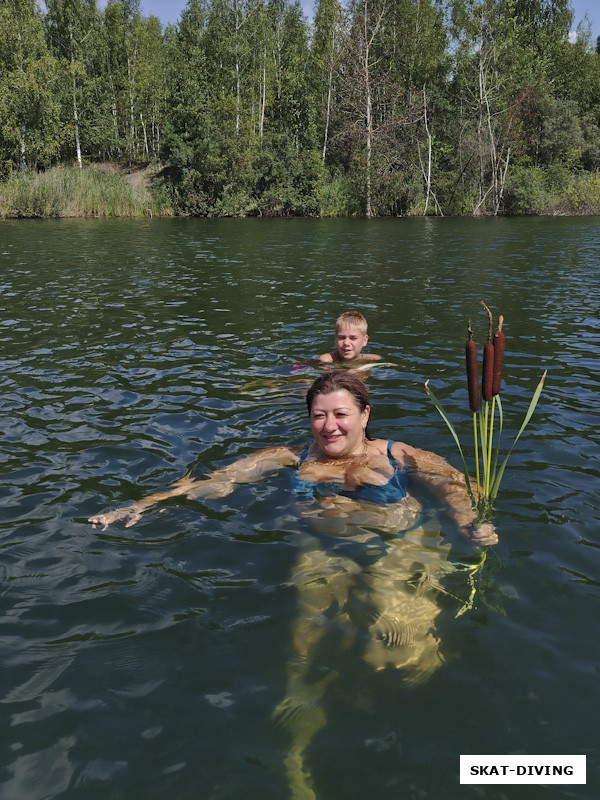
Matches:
[1,217,598,799]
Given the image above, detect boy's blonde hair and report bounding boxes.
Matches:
[335,311,368,335]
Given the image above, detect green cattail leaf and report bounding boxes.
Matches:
[478,403,487,474]
[425,382,474,502]
[489,371,547,502]
[489,393,504,489]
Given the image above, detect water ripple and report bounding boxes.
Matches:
[1,217,599,800]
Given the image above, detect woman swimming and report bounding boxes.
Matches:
[90,370,497,546]
[90,371,497,799]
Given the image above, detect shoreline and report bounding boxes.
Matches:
[2,163,599,220]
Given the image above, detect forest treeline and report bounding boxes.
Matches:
[2,0,600,218]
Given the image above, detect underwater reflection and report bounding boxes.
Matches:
[272,495,462,800]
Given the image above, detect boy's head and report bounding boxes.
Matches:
[334,311,369,360]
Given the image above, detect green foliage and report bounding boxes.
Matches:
[502,163,600,215]
[253,134,319,216]
[503,165,553,214]
[312,157,360,217]
[565,172,600,214]
[1,0,600,216]
[314,174,355,216]
[0,165,172,217]
[0,1,63,174]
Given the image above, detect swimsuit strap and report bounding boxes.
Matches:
[299,441,395,463]
[297,444,310,465]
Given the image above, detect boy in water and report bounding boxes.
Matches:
[318,310,381,365]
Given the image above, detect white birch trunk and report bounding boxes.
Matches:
[322,28,335,162]
[127,57,136,163]
[70,28,82,169]
[20,123,26,171]
[140,112,149,163]
[364,2,372,218]
[235,0,241,136]
[260,52,266,146]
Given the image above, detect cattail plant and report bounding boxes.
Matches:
[492,316,505,397]
[466,321,479,413]
[426,303,547,526]
[480,302,496,499]
[481,311,494,402]
[465,320,481,493]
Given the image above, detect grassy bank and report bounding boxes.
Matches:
[2,162,599,219]
[0,164,173,219]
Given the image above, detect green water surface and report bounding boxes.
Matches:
[0,216,598,799]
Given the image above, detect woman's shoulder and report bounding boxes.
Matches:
[368,438,389,454]
[368,440,418,474]
[274,443,305,461]
[387,439,419,462]
[289,443,307,457]
[368,438,409,459]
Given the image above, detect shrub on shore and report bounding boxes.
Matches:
[2,162,599,219]
[0,164,173,219]
[503,165,600,216]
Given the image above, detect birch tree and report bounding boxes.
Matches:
[0,0,61,173]
[338,0,388,217]
[309,0,344,162]
[45,0,100,167]
[246,0,273,145]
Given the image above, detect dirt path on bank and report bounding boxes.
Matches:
[95,162,154,200]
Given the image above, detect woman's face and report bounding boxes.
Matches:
[309,389,370,458]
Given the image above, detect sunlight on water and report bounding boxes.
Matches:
[1,217,599,799]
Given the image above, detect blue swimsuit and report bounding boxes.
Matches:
[291,441,409,504]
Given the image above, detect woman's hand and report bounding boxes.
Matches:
[89,504,145,530]
[459,521,498,546]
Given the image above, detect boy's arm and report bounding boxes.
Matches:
[318,351,382,364]
[391,441,498,545]
[318,351,335,363]
[90,445,303,529]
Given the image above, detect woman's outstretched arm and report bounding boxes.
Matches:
[391,441,498,546]
[89,445,302,530]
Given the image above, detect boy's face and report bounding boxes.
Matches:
[335,326,368,360]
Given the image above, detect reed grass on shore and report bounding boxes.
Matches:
[2,162,599,219]
[0,164,173,219]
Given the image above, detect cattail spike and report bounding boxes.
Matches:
[480,302,494,400]
[466,319,480,412]
[492,314,505,396]
[482,341,494,401]
[481,301,493,342]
